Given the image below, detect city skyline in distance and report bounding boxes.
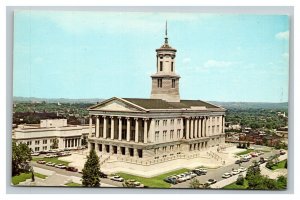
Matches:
[13,11,289,102]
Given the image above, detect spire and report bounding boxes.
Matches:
[164,20,168,44]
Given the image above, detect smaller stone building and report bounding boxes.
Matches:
[13,119,94,152]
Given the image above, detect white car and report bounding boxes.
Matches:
[189,172,197,179]
[55,164,66,169]
[31,152,40,156]
[46,162,55,167]
[231,169,240,175]
[176,175,186,183]
[238,167,247,172]
[45,154,55,158]
[196,168,208,174]
[222,172,232,178]
[110,176,124,182]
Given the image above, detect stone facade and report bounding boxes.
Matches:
[13,119,93,152]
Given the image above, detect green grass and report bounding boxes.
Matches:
[32,157,70,166]
[223,180,249,190]
[271,160,287,170]
[117,168,190,188]
[12,172,47,185]
[236,149,254,156]
[65,182,82,187]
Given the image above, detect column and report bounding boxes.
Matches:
[195,117,199,138]
[89,116,92,137]
[222,115,225,133]
[190,118,194,139]
[110,117,114,140]
[143,119,148,144]
[206,117,209,137]
[134,148,139,158]
[135,118,139,143]
[118,117,122,141]
[126,117,130,142]
[186,118,190,139]
[198,118,202,138]
[103,116,107,139]
[96,116,99,138]
[202,117,206,137]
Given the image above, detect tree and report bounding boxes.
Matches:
[51,137,59,149]
[189,178,201,188]
[277,176,287,189]
[12,142,32,176]
[236,175,244,186]
[82,148,101,187]
[266,160,274,169]
[81,136,88,147]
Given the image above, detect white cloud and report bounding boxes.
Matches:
[275,31,289,40]
[182,57,191,64]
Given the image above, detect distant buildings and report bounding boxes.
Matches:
[13,119,94,152]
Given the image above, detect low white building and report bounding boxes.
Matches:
[12,119,94,152]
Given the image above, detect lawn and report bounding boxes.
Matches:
[271,160,287,170]
[65,182,82,187]
[236,149,254,156]
[117,168,190,188]
[32,157,70,166]
[223,180,249,190]
[12,172,48,185]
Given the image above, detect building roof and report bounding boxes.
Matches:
[122,98,221,110]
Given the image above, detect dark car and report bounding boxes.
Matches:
[235,160,242,164]
[99,171,108,178]
[66,166,78,172]
[192,170,203,176]
[163,177,177,184]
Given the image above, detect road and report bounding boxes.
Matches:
[30,162,123,187]
[172,149,282,188]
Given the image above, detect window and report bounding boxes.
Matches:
[163,147,167,153]
[217,125,220,133]
[155,120,160,127]
[35,147,40,152]
[160,61,163,71]
[172,79,176,88]
[27,141,32,146]
[43,139,47,144]
[212,126,215,134]
[176,144,181,150]
[163,120,167,126]
[154,148,159,155]
[177,119,181,124]
[43,146,47,150]
[155,131,159,142]
[163,131,167,141]
[170,130,174,140]
[35,140,40,145]
[171,62,174,72]
[157,79,162,88]
[170,119,174,125]
[170,145,174,151]
[177,129,181,138]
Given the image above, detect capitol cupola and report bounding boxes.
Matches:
[150,21,181,102]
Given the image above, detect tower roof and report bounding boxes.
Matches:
[156,21,176,51]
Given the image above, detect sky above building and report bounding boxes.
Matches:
[13,11,289,102]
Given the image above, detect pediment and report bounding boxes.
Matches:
[89,98,145,112]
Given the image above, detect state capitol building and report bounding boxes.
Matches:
[87,23,226,166]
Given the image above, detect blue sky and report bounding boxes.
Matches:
[13,11,289,102]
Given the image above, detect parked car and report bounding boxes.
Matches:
[235,159,242,164]
[36,160,46,164]
[31,152,40,156]
[187,172,197,178]
[250,152,258,157]
[55,164,66,169]
[45,154,57,158]
[110,176,124,182]
[206,179,217,185]
[238,167,247,172]
[279,150,286,155]
[222,172,232,178]
[175,175,185,183]
[99,171,108,178]
[192,169,204,176]
[46,162,55,167]
[196,168,207,175]
[231,169,240,175]
[164,177,178,184]
[241,157,250,162]
[66,166,78,172]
